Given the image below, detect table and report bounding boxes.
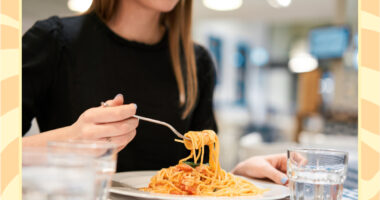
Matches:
[109,188,358,200]
[109,193,290,200]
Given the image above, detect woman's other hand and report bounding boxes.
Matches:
[69,94,138,151]
[232,154,288,185]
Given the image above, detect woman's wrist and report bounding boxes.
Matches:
[64,124,78,140]
[22,125,74,147]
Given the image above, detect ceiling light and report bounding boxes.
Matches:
[203,0,243,11]
[68,0,92,13]
[267,0,292,8]
[277,0,292,7]
[288,52,318,73]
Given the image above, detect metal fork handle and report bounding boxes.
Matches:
[133,115,190,140]
[100,102,189,140]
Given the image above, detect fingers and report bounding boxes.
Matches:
[105,129,137,148]
[116,143,128,153]
[275,154,288,173]
[293,152,308,166]
[231,162,247,177]
[103,94,124,107]
[83,103,137,123]
[231,156,289,185]
[89,118,139,138]
[262,165,288,185]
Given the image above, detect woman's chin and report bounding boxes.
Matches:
[137,0,180,13]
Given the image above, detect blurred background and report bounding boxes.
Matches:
[23,0,358,189]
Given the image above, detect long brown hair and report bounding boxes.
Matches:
[87,0,197,119]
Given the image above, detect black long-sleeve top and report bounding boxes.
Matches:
[22,13,217,172]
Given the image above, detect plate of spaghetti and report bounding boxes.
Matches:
[110,130,289,199]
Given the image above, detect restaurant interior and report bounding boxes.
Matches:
[23,0,358,191]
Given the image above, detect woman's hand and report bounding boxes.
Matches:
[69,94,138,151]
[22,94,138,151]
[232,154,288,185]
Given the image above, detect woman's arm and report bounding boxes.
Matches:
[22,19,139,151]
[22,17,63,136]
[23,94,139,151]
[23,126,73,147]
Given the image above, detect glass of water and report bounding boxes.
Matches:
[48,140,117,200]
[287,148,348,200]
[23,147,96,200]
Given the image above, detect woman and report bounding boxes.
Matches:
[22,0,288,185]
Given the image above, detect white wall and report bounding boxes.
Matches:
[193,19,270,105]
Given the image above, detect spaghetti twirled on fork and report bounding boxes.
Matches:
[140,130,267,196]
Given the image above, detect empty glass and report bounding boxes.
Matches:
[22,147,96,200]
[287,148,348,200]
[47,140,117,200]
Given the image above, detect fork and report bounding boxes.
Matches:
[100,101,189,140]
[133,115,190,140]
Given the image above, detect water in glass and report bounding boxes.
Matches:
[287,148,348,200]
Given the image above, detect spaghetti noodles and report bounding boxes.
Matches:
[141,130,267,196]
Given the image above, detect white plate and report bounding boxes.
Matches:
[110,171,289,200]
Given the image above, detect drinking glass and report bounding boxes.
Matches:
[287,148,348,200]
[22,147,96,200]
[48,140,117,200]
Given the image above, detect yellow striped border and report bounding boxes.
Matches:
[0,0,22,199]
[359,0,380,199]
[0,0,377,199]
